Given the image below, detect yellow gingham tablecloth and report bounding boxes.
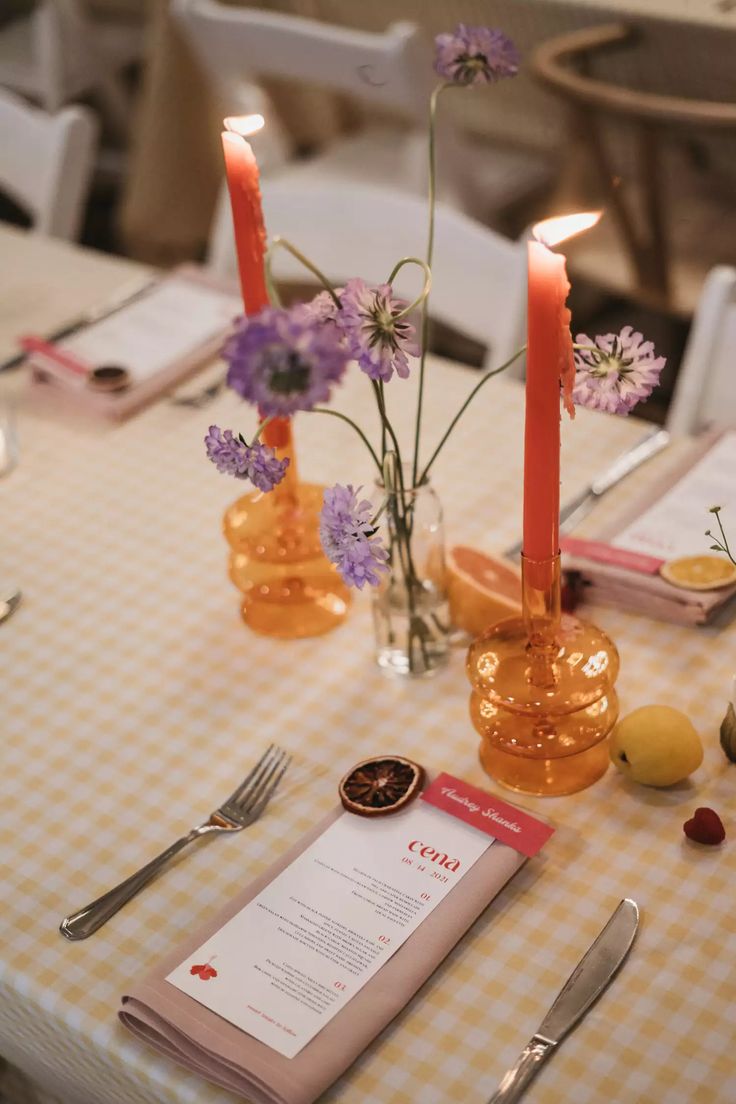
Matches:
[1,228,735,1104]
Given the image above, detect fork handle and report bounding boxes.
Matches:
[60,828,203,940]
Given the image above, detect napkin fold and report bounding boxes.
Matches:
[120,806,525,1104]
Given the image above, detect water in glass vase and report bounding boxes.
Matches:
[372,475,450,678]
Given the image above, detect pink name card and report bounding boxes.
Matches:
[421,773,554,858]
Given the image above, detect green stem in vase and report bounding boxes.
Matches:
[411,81,450,488]
[309,408,382,475]
[418,346,526,485]
[265,236,341,307]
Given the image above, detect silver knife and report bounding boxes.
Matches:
[486,898,639,1103]
[505,428,670,561]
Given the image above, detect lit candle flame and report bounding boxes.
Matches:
[223,113,265,138]
[532,211,602,248]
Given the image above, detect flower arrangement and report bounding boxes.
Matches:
[206,25,665,674]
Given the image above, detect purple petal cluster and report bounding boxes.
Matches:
[205,426,289,492]
[434,25,520,85]
[339,278,420,383]
[319,484,389,589]
[573,326,666,415]
[223,306,349,417]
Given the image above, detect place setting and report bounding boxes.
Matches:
[1,5,735,1104]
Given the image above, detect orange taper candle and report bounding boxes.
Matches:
[221,121,269,316]
[522,239,569,562]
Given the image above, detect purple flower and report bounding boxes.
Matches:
[339,278,420,383]
[205,425,249,475]
[573,327,666,415]
[299,289,341,327]
[434,25,520,85]
[205,426,289,492]
[223,305,349,417]
[319,483,389,589]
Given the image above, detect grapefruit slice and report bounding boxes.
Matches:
[446,545,521,636]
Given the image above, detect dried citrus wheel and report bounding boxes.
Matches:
[445,545,521,636]
[339,756,425,817]
[660,555,736,591]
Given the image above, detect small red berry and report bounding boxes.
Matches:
[683,807,725,846]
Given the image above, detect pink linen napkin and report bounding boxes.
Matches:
[120,805,526,1104]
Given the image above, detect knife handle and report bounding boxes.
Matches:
[487,1035,557,1104]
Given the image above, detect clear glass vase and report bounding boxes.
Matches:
[372,475,450,678]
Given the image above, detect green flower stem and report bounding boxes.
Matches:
[309,408,382,474]
[386,257,432,320]
[265,236,341,307]
[372,380,404,477]
[706,507,736,565]
[418,346,526,486]
[411,81,450,488]
[252,415,274,443]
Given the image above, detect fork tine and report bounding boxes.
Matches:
[223,744,277,808]
[235,747,286,812]
[246,754,291,821]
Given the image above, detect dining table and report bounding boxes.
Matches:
[1,222,735,1104]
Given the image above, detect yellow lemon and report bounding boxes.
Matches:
[609,705,703,787]
[660,555,736,591]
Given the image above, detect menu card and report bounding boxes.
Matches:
[167,800,493,1058]
[612,430,736,560]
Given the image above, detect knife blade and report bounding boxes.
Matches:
[486,899,639,1103]
[0,589,22,625]
[504,428,670,561]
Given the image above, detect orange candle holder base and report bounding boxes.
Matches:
[466,554,619,796]
[224,481,350,640]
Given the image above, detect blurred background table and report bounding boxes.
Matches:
[1,224,735,1104]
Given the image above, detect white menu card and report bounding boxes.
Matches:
[167,804,491,1058]
[613,430,736,560]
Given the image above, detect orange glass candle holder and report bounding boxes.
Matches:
[223,418,350,639]
[467,553,619,796]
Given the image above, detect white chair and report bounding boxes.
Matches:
[230,179,527,374]
[0,0,142,136]
[667,266,736,437]
[172,0,552,223]
[0,89,98,239]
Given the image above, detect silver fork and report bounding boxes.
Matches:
[60,745,290,941]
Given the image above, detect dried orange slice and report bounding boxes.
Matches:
[445,545,521,636]
[660,555,736,591]
[339,756,424,817]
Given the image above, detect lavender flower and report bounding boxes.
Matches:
[205,425,289,492]
[434,25,520,85]
[299,289,341,328]
[339,278,420,383]
[319,483,389,589]
[204,425,249,476]
[223,305,349,417]
[573,327,666,415]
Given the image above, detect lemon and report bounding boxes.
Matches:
[609,705,703,787]
[660,555,736,591]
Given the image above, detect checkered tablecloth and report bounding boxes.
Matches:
[1,229,735,1104]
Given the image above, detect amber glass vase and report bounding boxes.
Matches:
[467,553,619,795]
[223,418,350,638]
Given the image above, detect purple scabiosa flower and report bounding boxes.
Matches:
[205,426,289,492]
[319,483,389,589]
[205,425,249,476]
[223,305,349,417]
[298,289,341,327]
[573,326,666,415]
[241,440,290,492]
[434,25,520,86]
[339,278,420,383]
